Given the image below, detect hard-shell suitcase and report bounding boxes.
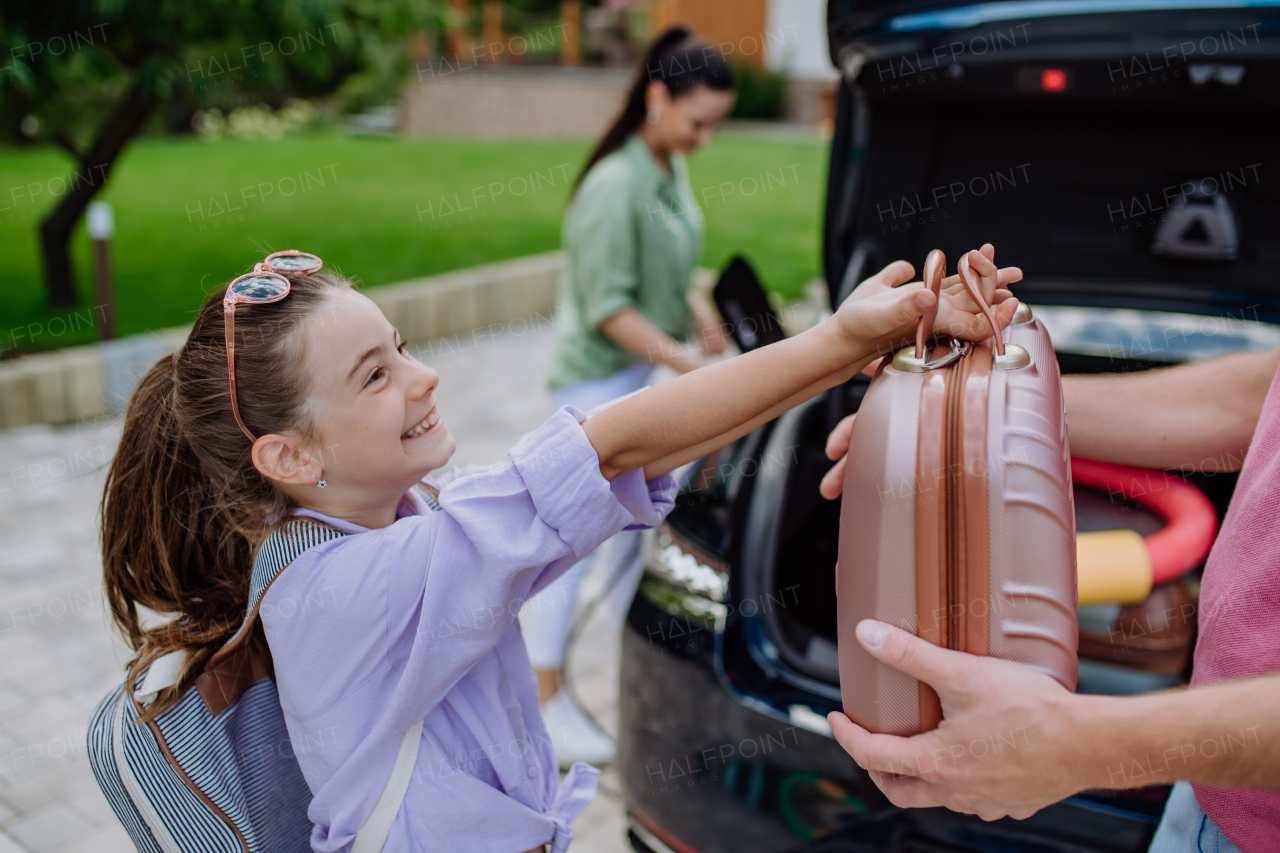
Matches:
[836,250,1078,736]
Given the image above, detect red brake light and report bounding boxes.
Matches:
[1041,69,1067,92]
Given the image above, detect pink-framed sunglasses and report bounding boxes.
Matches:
[223,250,323,442]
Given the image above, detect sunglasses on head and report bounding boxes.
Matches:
[222,250,323,442]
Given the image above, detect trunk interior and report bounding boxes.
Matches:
[840,104,1279,313]
[823,15,1280,320]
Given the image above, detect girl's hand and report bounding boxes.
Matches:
[936,243,1021,310]
[835,247,1022,358]
[821,245,1022,499]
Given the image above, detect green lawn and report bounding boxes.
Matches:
[0,130,827,354]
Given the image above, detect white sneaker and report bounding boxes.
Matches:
[540,690,615,768]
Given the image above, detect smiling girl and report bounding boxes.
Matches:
[101,248,1019,852]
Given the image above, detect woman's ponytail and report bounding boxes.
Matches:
[102,271,349,720]
[573,26,734,192]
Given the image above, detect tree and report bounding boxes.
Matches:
[0,0,437,307]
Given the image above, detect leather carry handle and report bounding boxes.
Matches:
[957,252,1006,356]
[914,249,945,359]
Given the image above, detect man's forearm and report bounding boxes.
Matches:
[1077,675,1280,792]
[1063,348,1278,472]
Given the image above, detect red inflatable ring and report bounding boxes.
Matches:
[1071,457,1218,586]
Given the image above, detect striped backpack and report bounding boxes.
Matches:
[87,489,440,853]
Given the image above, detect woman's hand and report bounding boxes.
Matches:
[689,290,728,357]
[827,620,1089,822]
[834,248,1021,360]
[696,317,728,357]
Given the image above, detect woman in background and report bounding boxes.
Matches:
[524,26,736,766]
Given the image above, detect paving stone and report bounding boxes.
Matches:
[5,804,91,852]
[0,764,92,814]
[61,787,116,830]
[0,831,28,853]
[48,823,134,853]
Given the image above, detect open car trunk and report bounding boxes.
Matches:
[823,2,1280,320]
[749,0,1280,696]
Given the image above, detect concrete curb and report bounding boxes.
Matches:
[0,251,567,431]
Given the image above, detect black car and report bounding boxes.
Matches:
[619,2,1280,851]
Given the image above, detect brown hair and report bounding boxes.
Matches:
[574,27,735,192]
[101,271,349,720]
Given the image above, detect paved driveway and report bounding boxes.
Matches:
[0,323,634,852]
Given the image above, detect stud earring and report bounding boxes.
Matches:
[314,474,327,489]
[646,109,661,125]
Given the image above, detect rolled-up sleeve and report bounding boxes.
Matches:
[378,406,672,728]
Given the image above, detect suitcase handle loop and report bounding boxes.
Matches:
[913,249,946,359]
[895,249,1031,373]
[896,248,969,372]
[957,252,1006,357]
[958,252,1033,371]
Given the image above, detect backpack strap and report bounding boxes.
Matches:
[137,496,439,714]
[196,519,348,715]
[353,721,425,853]
[129,520,348,714]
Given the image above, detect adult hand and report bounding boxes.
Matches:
[827,620,1089,822]
[819,413,856,499]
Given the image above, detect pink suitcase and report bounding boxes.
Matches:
[837,250,1078,735]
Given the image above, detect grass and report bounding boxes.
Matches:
[0,130,827,354]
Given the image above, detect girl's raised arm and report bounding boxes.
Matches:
[582,253,1021,481]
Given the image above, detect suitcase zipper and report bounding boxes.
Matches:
[943,357,965,652]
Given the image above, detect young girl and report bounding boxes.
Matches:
[102,248,1019,853]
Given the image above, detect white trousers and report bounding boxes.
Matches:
[522,362,654,670]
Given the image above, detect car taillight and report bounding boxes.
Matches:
[639,525,729,633]
[1041,68,1067,92]
[647,527,728,601]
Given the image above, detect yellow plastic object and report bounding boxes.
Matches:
[1076,529,1153,606]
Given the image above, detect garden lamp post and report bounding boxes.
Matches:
[86,200,116,340]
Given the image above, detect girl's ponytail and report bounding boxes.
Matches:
[102,271,349,720]
[102,355,248,713]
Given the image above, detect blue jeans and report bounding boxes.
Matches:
[1149,783,1241,853]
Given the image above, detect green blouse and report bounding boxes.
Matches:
[546,134,704,389]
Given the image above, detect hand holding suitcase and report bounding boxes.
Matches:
[837,249,1078,736]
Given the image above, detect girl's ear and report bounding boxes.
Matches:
[252,435,316,486]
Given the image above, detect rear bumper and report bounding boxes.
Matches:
[620,590,1162,853]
